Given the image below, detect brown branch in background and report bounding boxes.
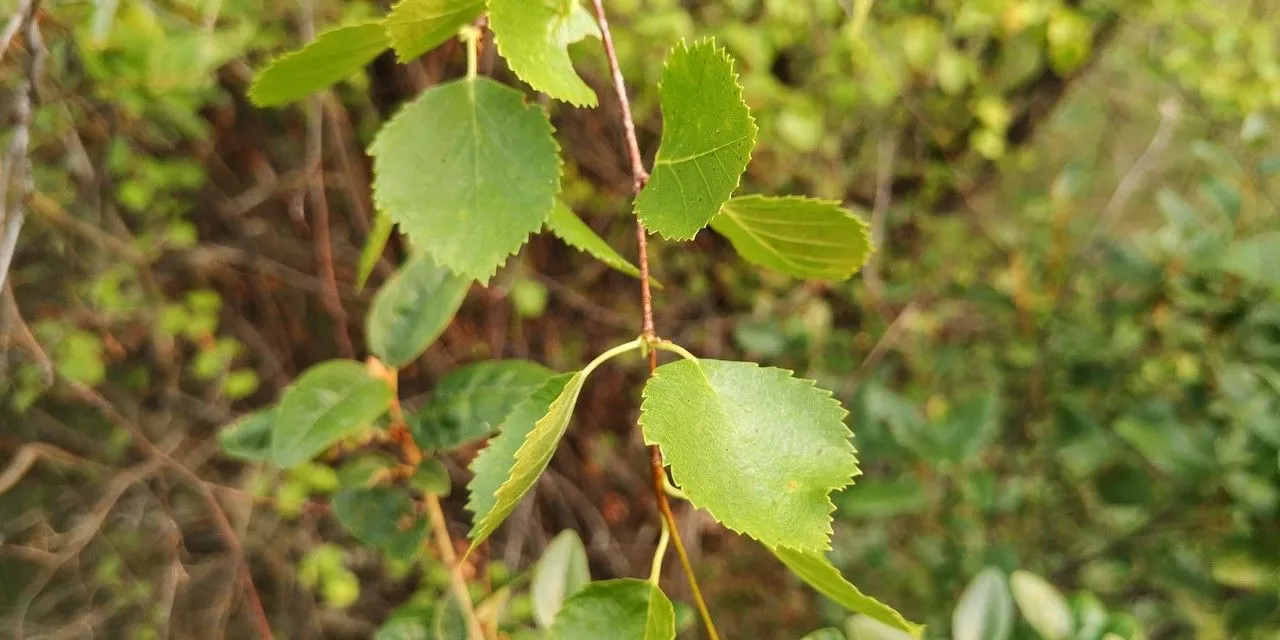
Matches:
[0,0,44,292]
[299,0,355,359]
[588,1,718,638]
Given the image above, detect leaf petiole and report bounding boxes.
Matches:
[649,518,670,585]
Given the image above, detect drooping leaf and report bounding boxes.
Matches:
[710,195,872,281]
[1010,570,1073,640]
[634,39,757,240]
[370,77,561,282]
[771,546,923,637]
[410,359,556,450]
[366,252,471,368]
[272,361,393,468]
[385,0,485,62]
[532,530,592,629]
[547,200,649,283]
[356,209,394,292]
[466,373,581,548]
[488,0,600,106]
[248,21,389,107]
[953,568,1014,640]
[1221,232,1280,289]
[640,359,858,551]
[548,579,676,640]
[332,487,430,562]
[218,408,276,462]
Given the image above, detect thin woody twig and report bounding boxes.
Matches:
[589,1,718,637]
[0,0,43,292]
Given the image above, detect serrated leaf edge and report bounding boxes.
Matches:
[385,0,485,62]
[248,20,390,107]
[488,0,599,107]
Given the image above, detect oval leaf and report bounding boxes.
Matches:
[467,372,583,549]
[332,486,430,562]
[1010,570,1072,640]
[386,0,485,62]
[548,579,675,640]
[634,39,757,240]
[953,568,1014,640]
[249,21,390,107]
[711,195,872,281]
[410,359,556,450]
[489,0,599,106]
[218,408,276,462]
[547,200,651,284]
[771,546,923,638]
[272,360,393,468]
[532,530,592,629]
[367,252,471,368]
[640,359,858,551]
[371,77,561,282]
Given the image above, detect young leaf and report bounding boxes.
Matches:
[953,568,1014,640]
[410,359,556,451]
[489,0,600,106]
[532,530,592,629]
[711,195,872,281]
[332,487,430,562]
[772,547,922,637]
[366,252,471,368]
[634,39,757,240]
[640,359,858,551]
[547,200,649,283]
[272,360,393,468]
[248,22,390,107]
[356,209,394,292]
[385,0,485,62]
[218,408,276,462]
[467,372,584,549]
[800,629,845,640]
[370,77,561,282]
[548,579,676,640]
[1010,570,1073,640]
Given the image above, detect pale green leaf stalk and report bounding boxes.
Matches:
[635,38,757,240]
[771,546,924,637]
[248,21,390,107]
[384,0,485,62]
[272,361,393,468]
[548,579,676,640]
[711,195,873,281]
[489,0,600,106]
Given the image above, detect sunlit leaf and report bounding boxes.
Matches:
[385,0,484,62]
[366,252,471,368]
[489,0,600,106]
[953,568,1014,640]
[273,361,393,468]
[772,546,923,637]
[248,22,389,106]
[410,359,556,451]
[711,195,872,281]
[635,39,756,240]
[532,530,591,629]
[548,579,676,640]
[1010,570,1073,640]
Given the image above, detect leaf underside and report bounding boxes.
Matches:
[411,359,556,451]
[370,77,561,282]
[639,358,858,551]
[711,195,873,281]
[771,546,924,638]
[385,0,485,62]
[366,252,471,368]
[248,21,389,107]
[489,0,600,106]
[272,360,393,468]
[548,579,676,640]
[634,38,757,240]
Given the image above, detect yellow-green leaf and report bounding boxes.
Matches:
[272,360,393,468]
[489,0,600,106]
[711,195,872,281]
[548,579,675,640]
[772,546,923,638]
[248,21,389,107]
[385,0,484,62]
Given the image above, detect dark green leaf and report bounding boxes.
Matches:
[411,359,556,451]
[366,252,471,368]
[248,22,389,107]
[772,546,923,637]
[548,579,676,640]
[218,408,276,462]
[332,487,429,562]
[273,361,393,468]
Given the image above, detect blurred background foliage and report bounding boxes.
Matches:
[1,0,1278,638]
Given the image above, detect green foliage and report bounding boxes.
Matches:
[548,579,676,640]
[370,76,562,282]
[332,487,430,562]
[385,0,484,62]
[952,568,1014,640]
[488,0,600,107]
[531,531,591,629]
[412,359,556,451]
[634,39,757,240]
[248,21,389,106]
[711,195,872,281]
[1221,231,1280,289]
[271,360,393,468]
[771,546,923,637]
[366,252,472,368]
[546,200,646,282]
[1010,570,1073,640]
[641,358,858,552]
[356,210,394,292]
[217,409,276,462]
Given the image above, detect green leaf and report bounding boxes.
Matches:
[847,615,917,640]
[385,0,485,62]
[433,594,468,640]
[367,252,471,368]
[953,568,1014,640]
[356,209,394,292]
[548,579,676,640]
[410,359,556,450]
[1010,570,1073,640]
[640,359,858,551]
[834,476,930,519]
[248,21,389,107]
[332,487,430,562]
[635,39,757,240]
[337,453,400,488]
[466,373,580,548]
[532,530,592,629]
[800,628,846,640]
[218,409,276,462]
[370,77,561,282]
[710,195,872,281]
[412,458,453,496]
[771,546,923,637]
[489,0,600,106]
[547,200,649,284]
[1222,232,1280,289]
[935,389,1001,464]
[272,361,393,468]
